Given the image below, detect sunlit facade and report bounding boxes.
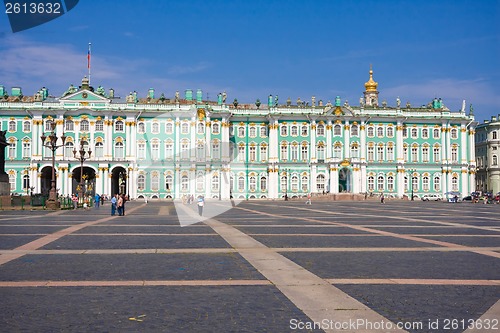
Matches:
[1,69,477,199]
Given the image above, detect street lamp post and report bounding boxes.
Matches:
[408,168,416,201]
[40,122,67,209]
[284,168,288,201]
[73,138,92,206]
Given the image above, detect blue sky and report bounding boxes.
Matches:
[0,0,499,121]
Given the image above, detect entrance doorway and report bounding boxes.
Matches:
[40,166,54,196]
[339,168,351,192]
[72,167,96,197]
[111,167,127,196]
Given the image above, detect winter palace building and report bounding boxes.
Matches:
[0,68,477,200]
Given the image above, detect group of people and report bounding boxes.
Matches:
[110,193,128,216]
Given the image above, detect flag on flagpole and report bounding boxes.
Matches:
[87,43,91,70]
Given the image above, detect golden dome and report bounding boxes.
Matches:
[364,66,378,92]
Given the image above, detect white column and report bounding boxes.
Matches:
[330,166,337,194]
[269,120,278,162]
[268,168,278,199]
[104,168,111,196]
[32,119,40,157]
[310,121,317,160]
[344,120,350,159]
[326,121,332,160]
[360,121,367,162]
[311,164,317,193]
[468,128,476,192]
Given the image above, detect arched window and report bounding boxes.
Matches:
[316,124,325,136]
[291,125,298,136]
[65,120,74,131]
[22,141,31,158]
[181,122,189,134]
[249,126,256,137]
[317,144,325,160]
[301,125,308,136]
[280,125,288,136]
[151,172,160,191]
[260,126,267,137]
[137,122,145,134]
[451,176,458,191]
[44,120,53,131]
[316,174,325,192]
[260,176,267,191]
[377,126,384,137]
[238,176,245,191]
[386,126,394,137]
[422,176,430,191]
[95,120,104,131]
[95,142,104,158]
[197,142,205,161]
[351,125,358,136]
[334,124,342,136]
[137,175,145,190]
[451,128,458,139]
[212,123,220,134]
[114,120,124,132]
[387,176,394,192]
[433,176,441,191]
[114,141,124,159]
[23,174,30,190]
[196,172,204,191]
[80,120,90,132]
[280,175,287,192]
[249,175,257,191]
[197,122,205,134]
[367,126,374,137]
[23,121,31,132]
[152,122,160,133]
[301,175,308,192]
[422,128,429,138]
[8,120,16,132]
[64,141,73,159]
[493,131,498,140]
[433,128,440,139]
[368,176,375,192]
[181,175,189,191]
[165,122,173,134]
[291,174,299,191]
[238,126,245,137]
[211,174,219,191]
[493,155,498,166]
[377,175,384,191]
[166,175,173,191]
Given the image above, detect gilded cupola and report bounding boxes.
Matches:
[364,65,378,92]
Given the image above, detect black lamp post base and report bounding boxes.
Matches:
[46,199,60,210]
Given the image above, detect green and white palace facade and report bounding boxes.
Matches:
[1,69,477,200]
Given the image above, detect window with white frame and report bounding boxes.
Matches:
[351,125,359,136]
[8,141,16,159]
[451,176,458,191]
[387,126,394,137]
[411,147,418,162]
[151,141,160,160]
[377,126,384,137]
[165,142,173,159]
[387,146,394,161]
[411,128,418,138]
[317,144,325,160]
[181,122,189,134]
[350,144,359,158]
[422,176,430,191]
[301,175,308,192]
[43,120,52,132]
[9,173,15,190]
[433,176,440,191]
[367,146,374,161]
[451,128,458,139]
[238,176,245,191]
[23,174,30,190]
[197,122,205,134]
[95,142,104,158]
[260,145,267,161]
[114,120,124,132]
[422,147,429,162]
[211,174,219,191]
[249,126,256,137]
[317,124,325,136]
[280,144,288,160]
[249,175,257,191]
[114,142,124,159]
[290,144,298,160]
[316,174,325,192]
[212,142,220,159]
[387,176,394,191]
[23,121,31,132]
[377,146,384,161]
[80,120,90,132]
[260,176,267,191]
[151,172,160,191]
[196,172,204,191]
[260,126,267,137]
[291,175,299,191]
[301,125,308,136]
[334,144,342,159]
[249,146,256,161]
[422,128,429,139]
[367,126,374,137]
[493,155,498,166]
[412,175,418,191]
[64,142,73,159]
[377,175,384,191]
[212,123,220,134]
[152,122,160,134]
[433,146,441,162]
[433,128,440,139]
[166,175,173,191]
[301,145,308,160]
[403,146,408,162]
[95,120,104,132]
[368,176,375,192]
[238,145,245,162]
[22,141,31,158]
[404,176,408,192]
[137,143,146,159]
[196,142,205,161]
[451,147,458,163]
[137,175,145,190]
[165,122,173,134]
[334,124,341,136]
[181,175,189,191]
[280,125,287,136]
[181,141,189,159]
[238,126,245,137]
[65,120,74,131]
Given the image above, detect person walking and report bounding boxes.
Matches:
[380,193,385,204]
[197,196,205,216]
[72,194,78,210]
[305,193,312,205]
[94,193,100,208]
[110,194,117,216]
[121,194,127,216]
[117,194,124,216]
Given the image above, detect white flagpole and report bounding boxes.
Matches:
[88,42,91,85]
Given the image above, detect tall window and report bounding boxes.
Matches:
[493,155,498,166]
[166,175,173,191]
[260,176,267,191]
[387,176,394,192]
[412,175,418,191]
[377,126,384,137]
[451,147,458,163]
[301,145,308,160]
[249,176,257,191]
[280,125,287,136]
[8,120,17,132]
[23,121,31,132]
[165,142,174,159]
[249,126,256,137]
[137,142,146,159]
[152,141,160,160]
[181,175,189,191]
[433,128,440,139]
[212,123,220,134]
[212,174,219,191]
[387,126,394,137]
[238,176,245,191]
[377,146,384,160]
[151,172,160,191]
[422,176,430,191]
[80,120,90,132]
[351,125,358,136]
[181,123,189,134]
[422,128,429,139]
[291,175,299,191]
[316,174,325,192]
[196,142,205,161]
[95,120,104,131]
[377,175,384,191]
[9,173,15,190]
[301,125,308,136]
[301,175,308,192]
[450,128,458,139]
[367,126,374,137]
[411,147,418,162]
[280,144,288,160]
[23,174,30,190]
[317,124,325,136]
[334,124,341,136]
[238,145,245,162]
[260,145,267,161]
[260,126,267,137]
[411,128,418,138]
[387,146,394,161]
[290,144,298,160]
[65,120,74,131]
[115,120,124,132]
[22,141,31,158]
[44,120,53,132]
[493,131,498,140]
[433,176,441,191]
[403,146,408,162]
[114,142,124,159]
[196,172,204,191]
[368,176,375,192]
[137,175,145,190]
[197,123,205,134]
[64,142,74,159]
[280,175,287,192]
[95,142,104,158]
[317,144,325,160]
[249,146,256,161]
[166,122,173,134]
[451,176,458,191]
[212,142,220,159]
[238,126,245,137]
[181,141,189,159]
[8,141,16,159]
[152,122,160,134]
[291,125,298,136]
[422,147,429,162]
[433,147,441,162]
[367,146,374,161]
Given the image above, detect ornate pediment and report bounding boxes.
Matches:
[60,90,109,102]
